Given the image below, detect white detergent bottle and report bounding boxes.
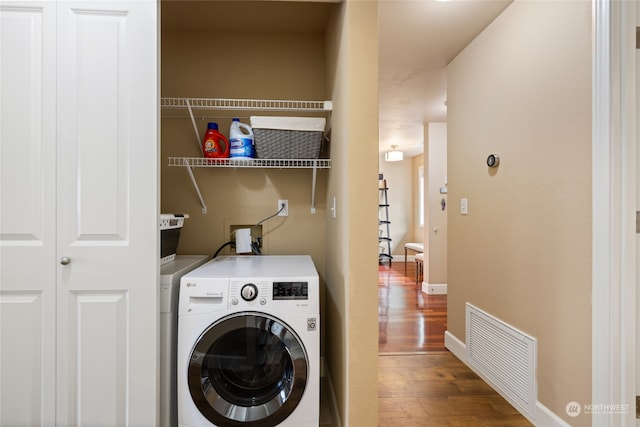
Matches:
[229,118,255,159]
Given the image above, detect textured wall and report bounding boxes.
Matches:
[447,1,592,424]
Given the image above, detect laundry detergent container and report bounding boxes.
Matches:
[250,116,325,159]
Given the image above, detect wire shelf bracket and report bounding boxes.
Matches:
[182,159,207,214]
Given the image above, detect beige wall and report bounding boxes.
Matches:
[379,155,416,255]
[447,1,592,425]
[424,123,447,285]
[324,2,379,425]
[161,28,329,262]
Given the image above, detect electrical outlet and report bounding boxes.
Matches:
[278,199,288,217]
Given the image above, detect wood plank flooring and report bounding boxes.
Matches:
[378,261,447,353]
[378,261,533,426]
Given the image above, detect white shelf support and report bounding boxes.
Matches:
[183,159,207,214]
[185,99,202,153]
[310,165,318,214]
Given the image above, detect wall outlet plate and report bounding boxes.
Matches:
[278,199,288,216]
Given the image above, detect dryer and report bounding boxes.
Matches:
[177,255,320,427]
[160,255,209,427]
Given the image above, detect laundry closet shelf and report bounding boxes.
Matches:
[168,157,330,215]
[162,97,332,215]
[168,157,331,169]
[161,97,333,118]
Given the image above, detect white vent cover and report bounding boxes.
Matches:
[465,303,537,419]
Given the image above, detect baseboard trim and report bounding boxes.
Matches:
[444,331,568,427]
[444,330,465,360]
[422,282,447,295]
[535,401,572,427]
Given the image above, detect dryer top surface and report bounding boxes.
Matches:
[182,255,318,280]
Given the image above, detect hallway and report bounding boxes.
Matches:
[378,262,532,426]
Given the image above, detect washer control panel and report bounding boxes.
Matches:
[230,280,269,307]
[229,279,310,308]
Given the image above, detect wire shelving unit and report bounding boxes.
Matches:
[161,97,332,214]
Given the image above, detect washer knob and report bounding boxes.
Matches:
[241,283,258,302]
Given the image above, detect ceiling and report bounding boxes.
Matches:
[378,0,512,157]
[161,0,513,158]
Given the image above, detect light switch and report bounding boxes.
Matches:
[331,196,337,219]
[461,198,468,215]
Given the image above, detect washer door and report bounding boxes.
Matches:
[188,312,308,426]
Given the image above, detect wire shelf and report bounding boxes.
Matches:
[168,157,331,169]
[162,97,332,214]
[161,97,333,118]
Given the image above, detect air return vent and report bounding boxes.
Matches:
[465,303,537,419]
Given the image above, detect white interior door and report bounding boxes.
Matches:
[1,1,158,425]
[0,2,57,425]
[55,1,159,425]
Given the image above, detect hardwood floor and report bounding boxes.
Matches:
[378,261,533,426]
[378,261,447,353]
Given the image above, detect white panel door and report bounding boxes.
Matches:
[55,1,158,426]
[0,2,57,426]
[1,1,158,425]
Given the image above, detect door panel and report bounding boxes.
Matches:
[0,2,56,425]
[55,1,158,425]
[61,6,130,241]
[70,291,129,426]
[58,6,130,242]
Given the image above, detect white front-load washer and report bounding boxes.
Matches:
[177,255,320,427]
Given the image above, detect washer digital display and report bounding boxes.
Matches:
[273,282,308,300]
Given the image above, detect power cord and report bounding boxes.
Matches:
[254,203,286,227]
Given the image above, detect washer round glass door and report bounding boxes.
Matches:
[188,312,308,426]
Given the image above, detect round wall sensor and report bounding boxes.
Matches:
[487,154,500,168]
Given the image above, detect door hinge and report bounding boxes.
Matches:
[636,211,640,233]
[637,395,640,419]
[637,27,640,49]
